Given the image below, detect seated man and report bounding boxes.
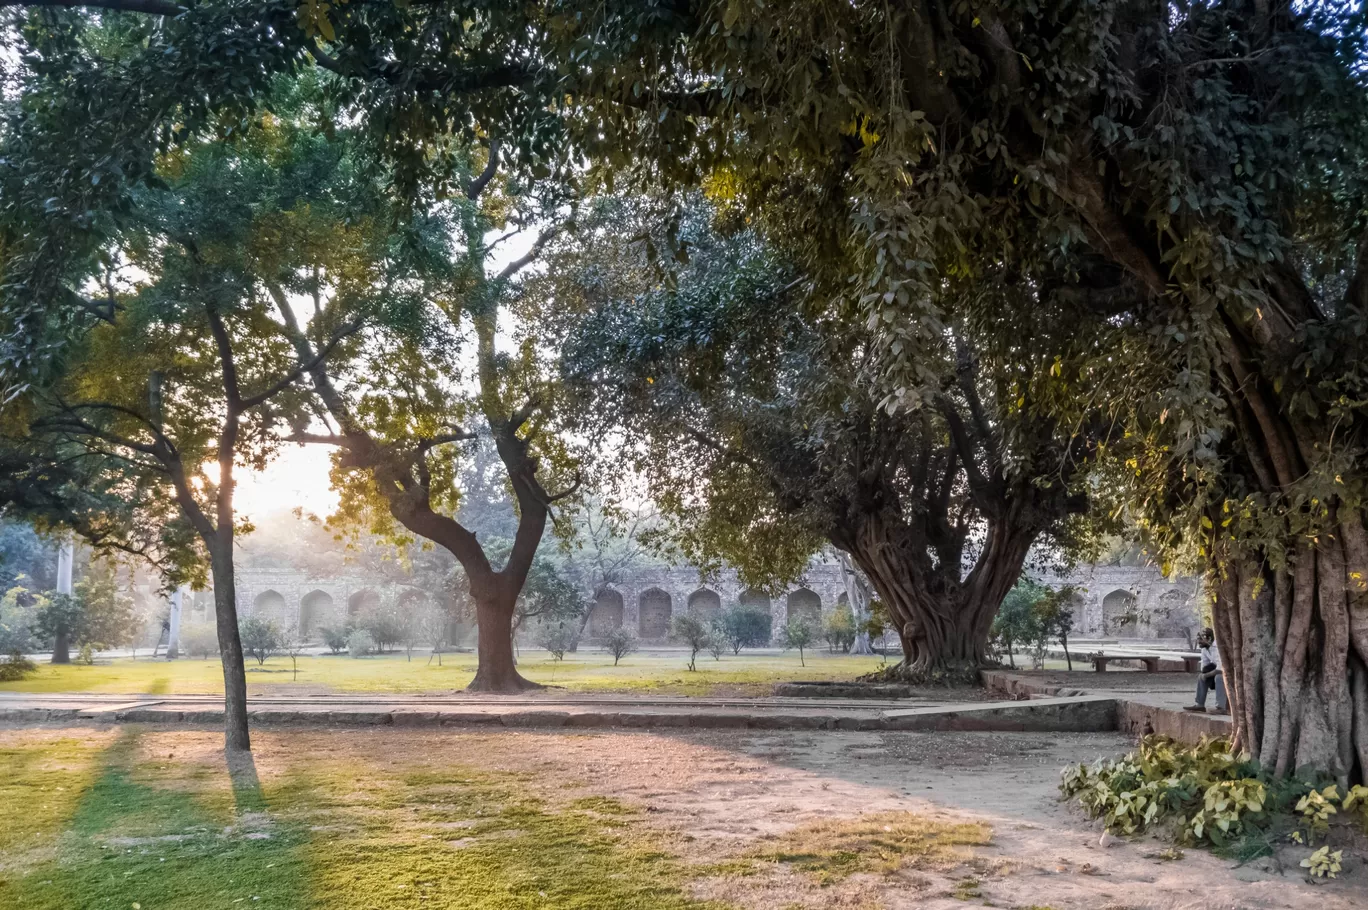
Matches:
[1184,627,1228,715]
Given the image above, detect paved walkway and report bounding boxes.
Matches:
[0,669,1230,740]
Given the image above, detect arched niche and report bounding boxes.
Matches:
[786,588,822,627]
[687,588,722,625]
[299,590,334,638]
[589,589,625,636]
[638,588,672,638]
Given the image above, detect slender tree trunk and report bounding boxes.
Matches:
[467,594,542,692]
[209,539,251,753]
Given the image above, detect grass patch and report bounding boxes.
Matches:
[0,729,729,910]
[0,651,887,697]
[752,810,991,883]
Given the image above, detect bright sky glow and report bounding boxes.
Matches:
[235,444,339,521]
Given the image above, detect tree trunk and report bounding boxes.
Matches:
[467,595,543,692]
[837,551,876,656]
[209,541,251,753]
[51,628,70,664]
[838,511,1036,676]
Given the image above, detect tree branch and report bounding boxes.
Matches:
[239,317,365,409]
[466,140,501,201]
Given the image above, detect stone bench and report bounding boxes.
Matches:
[1088,651,1200,673]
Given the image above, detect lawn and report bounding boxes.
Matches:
[0,650,890,697]
[0,727,989,910]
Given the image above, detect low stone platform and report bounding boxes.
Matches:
[772,681,924,699]
[0,691,1120,733]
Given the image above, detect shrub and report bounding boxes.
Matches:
[600,627,637,666]
[238,616,282,665]
[0,584,42,655]
[179,622,219,660]
[319,625,349,655]
[1061,735,1365,858]
[780,619,814,666]
[0,650,36,681]
[823,604,857,653]
[718,605,772,654]
[346,629,376,658]
[671,615,712,671]
[537,621,578,661]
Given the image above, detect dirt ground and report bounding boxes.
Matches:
[455,726,1366,910]
[7,723,1365,909]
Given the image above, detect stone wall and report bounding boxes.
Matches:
[1036,564,1206,645]
[232,557,1205,645]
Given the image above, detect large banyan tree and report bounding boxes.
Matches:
[555,203,1105,675]
[578,0,1368,779]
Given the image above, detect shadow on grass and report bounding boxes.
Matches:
[0,728,307,910]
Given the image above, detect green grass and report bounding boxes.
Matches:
[0,728,731,910]
[751,810,992,883]
[0,650,888,697]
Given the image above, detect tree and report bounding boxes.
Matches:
[560,202,1100,677]
[0,77,368,751]
[717,605,773,656]
[319,626,349,656]
[357,599,409,655]
[180,622,219,660]
[281,625,307,681]
[238,616,282,667]
[600,627,637,666]
[0,582,44,656]
[992,583,1044,670]
[537,621,577,662]
[71,563,139,654]
[671,614,711,672]
[823,604,857,654]
[594,0,1368,780]
[781,619,815,668]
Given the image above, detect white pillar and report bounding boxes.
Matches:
[56,539,75,595]
[166,585,185,659]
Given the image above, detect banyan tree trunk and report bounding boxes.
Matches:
[1207,307,1368,782]
[466,595,543,693]
[839,512,1037,676]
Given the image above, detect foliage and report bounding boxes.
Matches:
[822,604,857,654]
[0,521,56,591]
[357,600,410,654]
[670,615,711,672]
[179,622,219,660]
[780,619,814,667]
[1061,736,1366,853]
[0,650,37,682]
[514,557,588,639]
[537,621,578,661]
[238,617,282,666]
[599,628,637,666]
[346,629,376,659]
[717,605,773,655]
[0,582,44,654]
[1301,846,1343,879]
[69,565,139,652]
[319,625,349,655]
[991,581,1075,670]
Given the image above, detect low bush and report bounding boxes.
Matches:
[319,625,349,655]
[1061,735,1368,870]
[346,628,376,658]
[238,616,282,665]
[0,649,36,681]
[600,627,637,666]
[538,621,578,661]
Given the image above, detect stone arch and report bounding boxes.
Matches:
[1153,589,1191,641]
[739,589,771,612]
[348,588,380,617]
[299,590,333,639]
[589,589,625,637]
[1102,589,1140,635]
[638,588,672,638]
[786,588,822,626]
[687,588,722,625]
[253,590,286,623]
